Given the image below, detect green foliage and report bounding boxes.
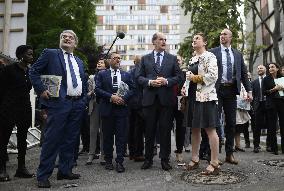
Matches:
[178,0,243,60]
[27,0,99,69]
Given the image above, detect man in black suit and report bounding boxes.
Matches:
[252,64,268,153]
[137,32,184,171]
[209,28,252,165]
[95,52,134,173]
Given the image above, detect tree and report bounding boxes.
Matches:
[178,0,243,60]
[27,0,101,69]
[246,0,284,67]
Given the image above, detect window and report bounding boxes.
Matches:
[160,6,168,13]
[148,25,156,30]
[159,25,169,33]
[138,35,146,43]
[117,25,127,32]
[137,25,146,30]
[105,25,114,30]
[129,25,136,30]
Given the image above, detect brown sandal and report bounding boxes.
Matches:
[201,162,220,176]
[184,160,199,171]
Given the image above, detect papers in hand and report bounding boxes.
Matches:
[274,77,284,96]
[40,75,62,97]
[117,81,129,97]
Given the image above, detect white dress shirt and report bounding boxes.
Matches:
[153,50,165,66]
[110,67,121,86]
[62,49,82,96]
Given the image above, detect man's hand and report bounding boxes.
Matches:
[40,90,52,100]
[111,94,125,105]
[156,77,167,86]
[150,79,162,87]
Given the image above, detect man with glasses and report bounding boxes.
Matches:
[95,52,134,173]
[30,30,87,188]
[137,32,184,171]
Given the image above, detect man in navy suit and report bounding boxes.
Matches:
[209,28,252,165]
[29,30,87,188]
[95,52,134,173]
[137,32,184,171]
[252,64,268,153]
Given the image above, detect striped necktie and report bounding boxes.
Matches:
[66,53,78,88]
[225,48,232,82]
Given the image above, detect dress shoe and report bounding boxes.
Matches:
[134,156,145,162]
[57,172,80,180]
[100,161,106,166]
[225,154,238,165]
[15,167,35,178]
[235,147,245,152]
[161,161,172,171]
[253,147,260,153]
[141,160,153,169]
[184,146,191,153]
[116,163,125,173]
[38,180,51,188]
[123,152,129,157]
[105,162,114,170]
[86,155,94,165]
[129,155,135,160]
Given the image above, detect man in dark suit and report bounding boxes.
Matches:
[29,30,87,188]
[137,32,184,171]
[209,28,252,165]
[95,52,134,173]
[252,64,268,153]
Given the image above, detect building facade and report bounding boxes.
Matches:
[245,0,284,75]
[95,0,190,66]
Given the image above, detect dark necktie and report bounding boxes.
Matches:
[155,52,161,72]
[225,48,232,82]
[113,69,118,91]
[67,53,78,88]
[259,76,263,101]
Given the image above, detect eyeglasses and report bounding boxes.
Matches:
[61,35,75,40]
[112,57,121,60]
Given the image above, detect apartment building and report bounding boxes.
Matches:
[95,0,190,66]
[245,0,284,73]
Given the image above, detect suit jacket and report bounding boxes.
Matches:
[95,69,135,117]
[262,75,280,109]
[29,49,87,108]
[136,51,184,106]
[209,46,251,94]
[252,78,263,110]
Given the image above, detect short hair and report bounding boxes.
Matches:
[15,45,33,60]
[152,33,159,44]
[60,30,78,45]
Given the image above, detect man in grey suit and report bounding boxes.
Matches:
[209,28,252,165]
[137,32,183,171]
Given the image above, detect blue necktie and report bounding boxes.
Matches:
[67,53,78,88]
[225,48,232,82]
[156,52,161,72]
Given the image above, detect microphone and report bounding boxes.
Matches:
[117,32,125,39]
[104,31,126,59]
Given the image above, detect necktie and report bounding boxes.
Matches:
[260,76,263,101]
[67,53,78,88]
[113,69,118,91]
[155,52,161,72]
[225,48,232,82]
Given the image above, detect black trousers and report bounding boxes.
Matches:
[143,97,173,162]
[0,101,31,167]
[128,108,145,157]
[267,99,284,152]
[253,101,268,147]
[173,105,185,153]
[218,85,237,156]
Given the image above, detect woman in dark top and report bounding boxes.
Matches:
[263,62,284,155]
[0,45,35,182]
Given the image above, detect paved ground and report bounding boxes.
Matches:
[1,134,284,191]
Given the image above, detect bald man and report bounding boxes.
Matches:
[209,28,252,165]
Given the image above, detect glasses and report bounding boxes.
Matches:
[61,35,75,40]
[112,57,121,60]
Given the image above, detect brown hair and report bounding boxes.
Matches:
[194,32,208,43]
